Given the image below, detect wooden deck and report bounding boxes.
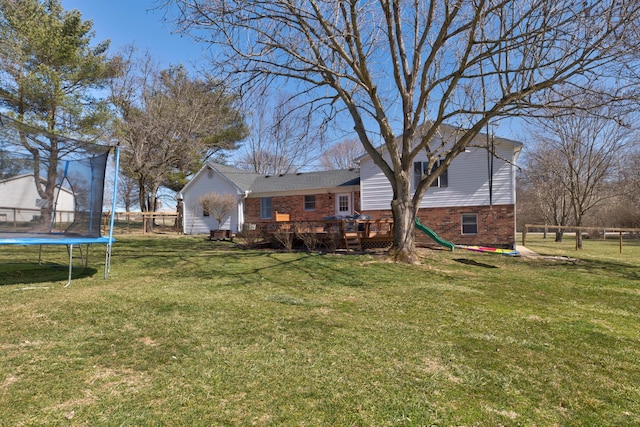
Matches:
[255,219,394,251]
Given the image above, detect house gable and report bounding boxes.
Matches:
[178,163,254,234]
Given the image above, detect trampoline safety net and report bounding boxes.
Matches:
[0,113,112,238]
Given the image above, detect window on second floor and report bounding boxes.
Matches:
[413,160,448,190]
[304,195,316,211]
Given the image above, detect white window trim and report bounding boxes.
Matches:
[413,160,448,190]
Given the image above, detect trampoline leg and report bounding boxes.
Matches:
[104,244,112,279]
[64,244,73,288]
[78,244,87,268]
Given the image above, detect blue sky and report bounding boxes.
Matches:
[62,0,205,69]
[60,0,524,143]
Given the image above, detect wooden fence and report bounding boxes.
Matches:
[103,212,180,234]
[522,224,640,253]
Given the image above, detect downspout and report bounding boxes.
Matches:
[239,190,251,232]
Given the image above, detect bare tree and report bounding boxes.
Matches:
[198,192,236,230]
[164,0,640,262]
[117,173,139,212]
[110,47,246,216]
[520,142,574,242]
[236,90,326,175]
[599,146,640,229]
[524,92,637,248]
[320,138,363,171]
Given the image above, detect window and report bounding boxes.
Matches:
[260,197,272,219]
[413,160,448,189]
[202,205,210,217]
[304,195,316,211]
[461,213,478,235]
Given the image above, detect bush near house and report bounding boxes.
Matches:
[198,192,236,231]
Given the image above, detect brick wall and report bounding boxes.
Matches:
[362,204,516,249]
[245,195,515,249]
[244,192,361,223]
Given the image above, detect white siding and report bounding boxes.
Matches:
[361,142,518,211]
[180,168,241,235]
[360,158,394,211]
[0,175,74,222]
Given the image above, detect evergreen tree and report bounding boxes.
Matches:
[0,0,117,226]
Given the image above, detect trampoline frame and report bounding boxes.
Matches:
[0,146,120,287]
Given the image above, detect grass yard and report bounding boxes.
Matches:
[0,234,638,426]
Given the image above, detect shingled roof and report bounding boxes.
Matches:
[207,162,360,194]
[208,163,260,192]
[250,169,359,193]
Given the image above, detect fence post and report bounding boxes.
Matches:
[522,225,527,246]
[620,231,623,254]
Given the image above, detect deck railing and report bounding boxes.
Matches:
[253,218,392,237]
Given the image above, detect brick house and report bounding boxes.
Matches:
[177,164,360,235]
[357,125,522,249]
[177,127,522,248]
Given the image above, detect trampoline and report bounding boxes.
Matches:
[0,114,120,286]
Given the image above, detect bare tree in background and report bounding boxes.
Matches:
[524,92,637,248]
[520,142,574,242]
[320,138,363,171]
[616,149,640,228]
[117,173,139,213]
[237,91,326,175]
[110,47,246,217]
[164,0,640,262]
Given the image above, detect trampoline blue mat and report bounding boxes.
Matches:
[0,233,114,245]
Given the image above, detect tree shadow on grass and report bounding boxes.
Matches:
[536,255,640,281]
[453,258,499,269]
[154,246,379,288]
[0,262,97,286]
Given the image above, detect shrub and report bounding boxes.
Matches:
[295,222,320,252]
[198,192,236,230]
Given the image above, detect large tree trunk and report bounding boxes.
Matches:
[37,138,59,232]
[138,177,147,213]
[387,196,419,264]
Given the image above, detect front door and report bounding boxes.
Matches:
[335,193,352,216]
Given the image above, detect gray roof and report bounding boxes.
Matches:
[208,163,260,192]
[250,169,360,193]
[207,162,360,194]
[354,122,523,162]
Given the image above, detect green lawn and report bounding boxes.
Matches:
[0,235,638,425]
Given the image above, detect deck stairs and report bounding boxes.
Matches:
[342,220,363,252]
